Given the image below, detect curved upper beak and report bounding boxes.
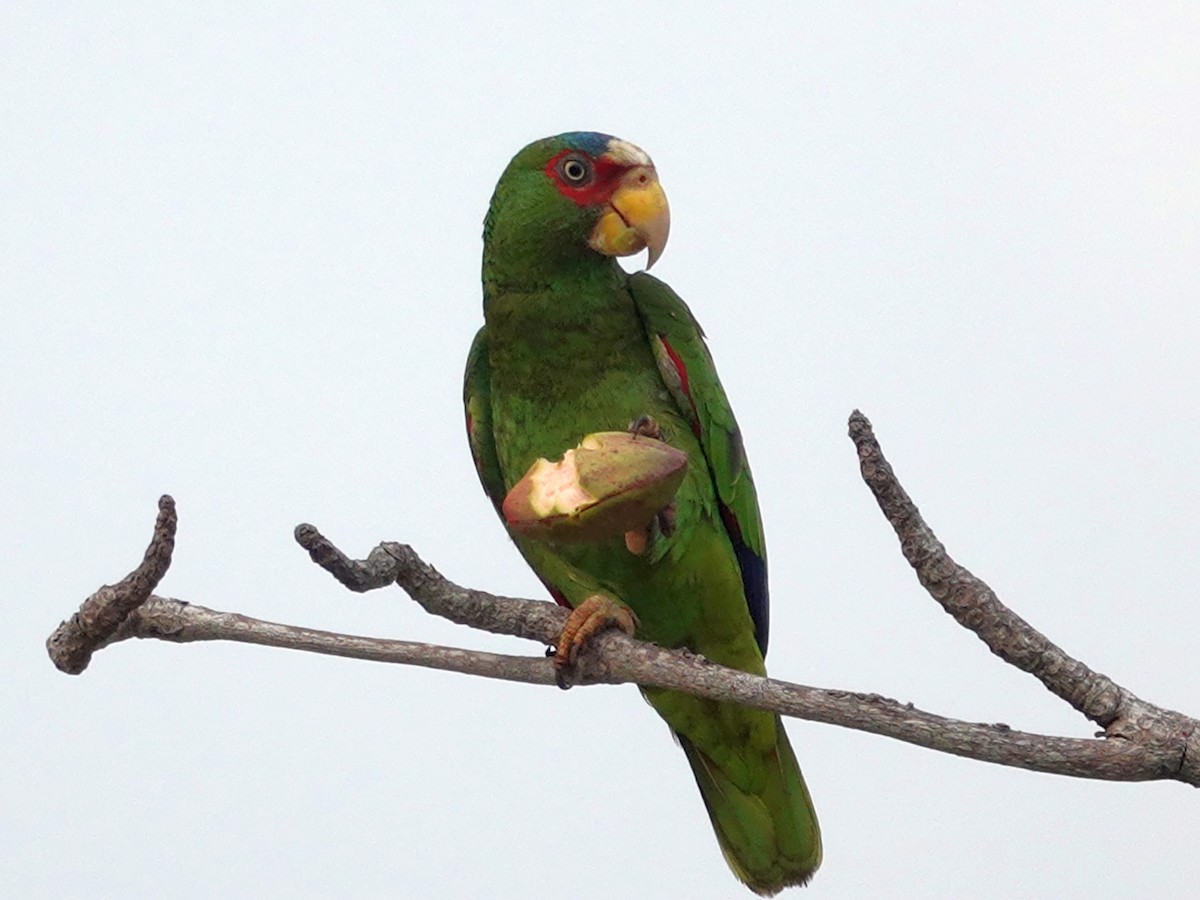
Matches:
[588,167,671,269]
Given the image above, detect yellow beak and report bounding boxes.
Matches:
[588,167,670,269]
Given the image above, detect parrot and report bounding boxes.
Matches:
[464,132,821,894]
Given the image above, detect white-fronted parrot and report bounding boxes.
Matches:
[464,132,820,894]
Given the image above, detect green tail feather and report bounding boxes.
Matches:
[679,719,821,895]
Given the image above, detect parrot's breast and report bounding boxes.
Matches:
[482,274,755,664]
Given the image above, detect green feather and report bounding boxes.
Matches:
[465,133,821,894]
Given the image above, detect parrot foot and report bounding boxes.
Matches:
[628,413,664,440]
[553,594,638,688]
[623,414,677,554]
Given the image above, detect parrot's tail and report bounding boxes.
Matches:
[679,718,821,895]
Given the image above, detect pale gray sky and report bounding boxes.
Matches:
[5,4,1199,898]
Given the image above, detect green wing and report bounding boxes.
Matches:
[463,326,507,515]
[628,271,771,655]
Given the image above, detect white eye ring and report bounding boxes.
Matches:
[560,156,591,185]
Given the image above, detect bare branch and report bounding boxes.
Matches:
[45,582,1172,781]
[294,524,568,645]
[848,410,1120,721]
[106,594,556,685]
[43,412,1200,788]
[46,494,177,674]
[847,410,1199,780]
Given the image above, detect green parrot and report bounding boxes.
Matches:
[464,132,821,894]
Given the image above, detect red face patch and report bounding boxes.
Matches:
[544,149,625,207]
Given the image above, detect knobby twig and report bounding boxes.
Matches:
[45,413,1200,786]
[46,494,177,674]
[847,410,1197,775]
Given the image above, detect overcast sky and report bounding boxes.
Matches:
[5,4,1199,898]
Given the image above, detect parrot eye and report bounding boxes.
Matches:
[558,154,593,186]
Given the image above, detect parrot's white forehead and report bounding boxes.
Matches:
[605,139,653,168]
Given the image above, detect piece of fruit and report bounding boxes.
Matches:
[502,431,687,543]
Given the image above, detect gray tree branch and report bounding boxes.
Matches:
[45,413,1200,787]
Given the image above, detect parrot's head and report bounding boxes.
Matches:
[483,132,670,277]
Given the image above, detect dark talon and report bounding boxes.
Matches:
[628,414,663,440]
[551,643,573,688]
[656,503,677,537]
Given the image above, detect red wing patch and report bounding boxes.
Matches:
[656,335,702,437]
[660,336,690,396]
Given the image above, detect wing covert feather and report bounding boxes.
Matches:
[629,272,771,654]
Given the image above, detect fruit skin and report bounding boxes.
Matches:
[501,431,688,543]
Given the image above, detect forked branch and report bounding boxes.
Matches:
[45,412,1200,785]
